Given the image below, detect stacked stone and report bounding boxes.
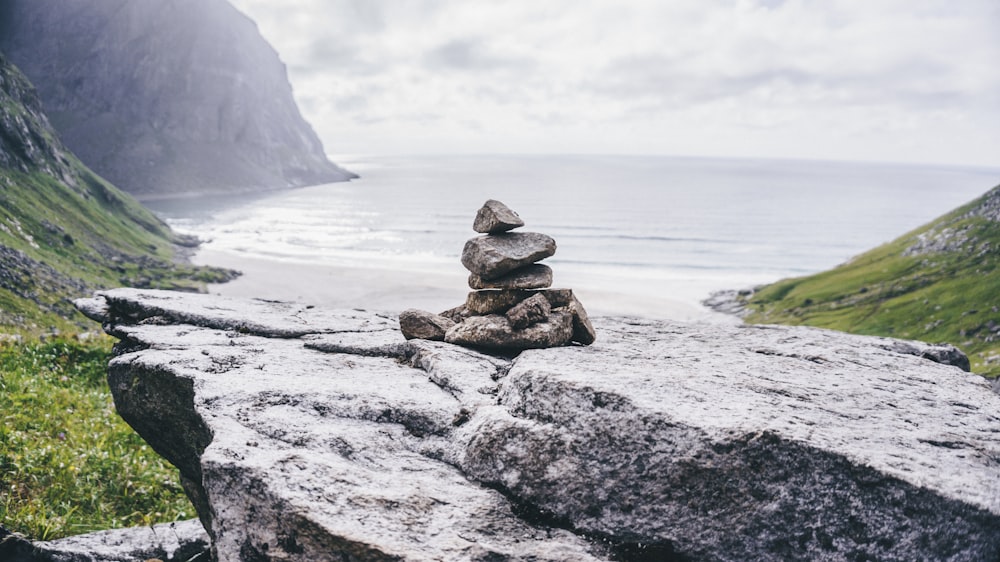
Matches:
[399,199,596,351]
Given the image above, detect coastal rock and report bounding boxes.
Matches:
[445,311,573,350]
[473,199,525,234]
[469,263,553,290]
[398,308,455,341]
[465,288,574,315]
[461,232,556,280]
[77,289,1000,561]
[506,293,552,330]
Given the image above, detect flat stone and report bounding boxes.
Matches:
[466,288,574,315]
[445,311,574,350]
[398,308,455,341]
[469,263,553,290]
[461,232,556,280]
[473,199,524,234]
[506,293,552,330]
[31,519,211,562]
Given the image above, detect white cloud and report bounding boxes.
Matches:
[229,0,1000,166]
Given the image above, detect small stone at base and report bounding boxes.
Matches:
[399,309,456,341]
[506,293,552,330]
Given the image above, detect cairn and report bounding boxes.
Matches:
[399,199,596,350]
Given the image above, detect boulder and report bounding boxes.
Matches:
[506,293,552,330]
[461,232,556,280]
[76,289,1000,561]
[473,199,525,234]
[398,308,455,341]
[469,263,553,290]
[446,311,573,350]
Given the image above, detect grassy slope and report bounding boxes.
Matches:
[744,185,1000,378]
[0,54,234,335]
[1,56,230,538]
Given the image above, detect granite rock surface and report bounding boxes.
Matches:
[73,288,1000,561]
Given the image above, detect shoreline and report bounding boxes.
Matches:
[191,249,738,324]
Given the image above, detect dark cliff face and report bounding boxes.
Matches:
[0,53,236,332]
[0,0,355,199]
[0,52,65,174]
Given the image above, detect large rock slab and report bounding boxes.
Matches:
[461,232,556,280]
[76,289,1000,561]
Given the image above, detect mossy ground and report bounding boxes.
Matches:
[744,186,1000,378]
[0,337,193,540]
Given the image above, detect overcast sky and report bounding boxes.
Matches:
[228,0,999,167]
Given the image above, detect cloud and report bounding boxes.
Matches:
[423,38,535,73]
[227,0,1000,166]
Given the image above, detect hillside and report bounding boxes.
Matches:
[739,183,1000,377]
[0,0,355,199]
[0,53,234,334]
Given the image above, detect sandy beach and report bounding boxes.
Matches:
[192,249,736,324]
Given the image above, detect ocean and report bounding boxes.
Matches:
[147,154,1000,317]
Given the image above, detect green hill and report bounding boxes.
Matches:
[0,53,234,335]
[741,183,1000,378]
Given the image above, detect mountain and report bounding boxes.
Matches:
[0,52,234,334]
[738,183,1000,377]
[0,0,355,199]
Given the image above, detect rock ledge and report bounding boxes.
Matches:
[70,288,1000,562]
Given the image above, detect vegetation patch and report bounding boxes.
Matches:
[0,337,193,540]
[743,185,1000,378]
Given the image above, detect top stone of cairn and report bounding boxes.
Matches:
[474,199,525,234]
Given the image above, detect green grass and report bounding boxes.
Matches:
[744,185,1000,378]
[0,337,193,540]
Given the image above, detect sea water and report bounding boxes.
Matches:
[147,154,1000,311]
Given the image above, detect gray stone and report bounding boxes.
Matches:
[506,293,552,330]
[446,311,574,350]
[439,304,473,323]
[398,308,455,341]
[29,519,210,562]
[461,232,556,280]
[473,199,525,234]
[886,340,971,371]
[466,288,574,315]
[469,263,553,290]
[567,295,597,345]
[76,289,1000,562]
